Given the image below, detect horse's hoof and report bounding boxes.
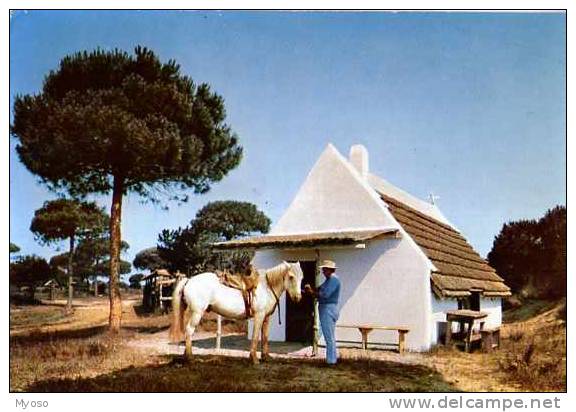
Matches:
[261,355,270,363]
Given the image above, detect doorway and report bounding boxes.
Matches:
[285,260,316,342]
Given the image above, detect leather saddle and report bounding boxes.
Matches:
[216,265,259,318]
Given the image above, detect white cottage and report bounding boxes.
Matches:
[216,144,510,351]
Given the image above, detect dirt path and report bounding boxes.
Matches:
[12,297,558,392]
[10,297,141,336]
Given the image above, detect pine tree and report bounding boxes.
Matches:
[12,47,242,331]
[30,199,108,311]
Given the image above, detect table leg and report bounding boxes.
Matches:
[360,329,369,350]
[445,320,453,345]
[465,320,473,353]
[398,331,406,354]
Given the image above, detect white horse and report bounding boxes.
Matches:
[170,261,303,364]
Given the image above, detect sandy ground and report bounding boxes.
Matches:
[11,294,563,392]
[129,327,424,365]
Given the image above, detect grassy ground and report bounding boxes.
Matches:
[10,305,68,328]
[9,295,566,392]
[25,355,456,392]
[427,299,566,392]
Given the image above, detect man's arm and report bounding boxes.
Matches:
[318,278,339,300]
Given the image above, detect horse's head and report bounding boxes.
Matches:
[283,261,303,303]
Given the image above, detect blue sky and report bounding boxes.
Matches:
[9,11,566,274]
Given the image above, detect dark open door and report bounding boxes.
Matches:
[470,291,481,311]
[285,261,316,342]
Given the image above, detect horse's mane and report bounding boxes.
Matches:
[263,262,290,289]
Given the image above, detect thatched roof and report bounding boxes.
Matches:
[142,268,174,280]
[212,228,399,250]
[380,194,511,298]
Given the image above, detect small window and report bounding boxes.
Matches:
[458,298,470,310]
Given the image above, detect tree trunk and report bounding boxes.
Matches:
[94,258,100,297]
[67,235,75,312]
[108,176,124,333]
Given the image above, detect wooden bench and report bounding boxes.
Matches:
[336,324,410,354]
[481,327,501,352]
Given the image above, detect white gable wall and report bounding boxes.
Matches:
[272,144,399,234]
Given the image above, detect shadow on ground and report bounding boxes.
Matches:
[188,335,309,354]
[26,354,457,392]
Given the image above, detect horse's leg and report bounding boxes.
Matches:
[250,314,265,365]
[184,310,203,361]
[260,315,271,362]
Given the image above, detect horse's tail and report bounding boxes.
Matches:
[169,277,188,343]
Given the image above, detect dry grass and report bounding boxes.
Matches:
[427,300,566,392]
[9,296,249,392]
[10,331,159,392]
[497,321,566,391]
[25,355,456,392]
[10,305,68,328]
[10,295,566,392]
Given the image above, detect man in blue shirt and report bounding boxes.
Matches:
[304,259,341,365]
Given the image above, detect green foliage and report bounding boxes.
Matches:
[10,255,53,286]
[193,201,272,240]
[10,242,21,253]
[50,237,130,281]
[94,259,132,277]
[133,247,167,271]
[30,199,108,245]
[158,200,271,273]
[488,205,566,299]
[12,46,243,329]
[129,273,145,289]
[11,46,243,201]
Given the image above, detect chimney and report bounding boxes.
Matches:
[349,144,369,178]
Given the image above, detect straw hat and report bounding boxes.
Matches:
[319,260,338,270]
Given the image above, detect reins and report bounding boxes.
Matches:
[265,270,283,325]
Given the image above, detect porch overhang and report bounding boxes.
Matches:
[212,228,400,251]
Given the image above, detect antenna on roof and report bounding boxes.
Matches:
[429,192,440,205]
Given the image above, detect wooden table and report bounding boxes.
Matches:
[337,324,410,354]
[445,310,488,353]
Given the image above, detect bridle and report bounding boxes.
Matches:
[265,268,286,326]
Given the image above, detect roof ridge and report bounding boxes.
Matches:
[381,194,457,232]
[368,173,456,228]
[380,190,510,296]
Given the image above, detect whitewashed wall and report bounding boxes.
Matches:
[248,144,505,352]
[252,234,435,351]
[430,294,458,345]
[272,144,398,235]
[480,297,503,328]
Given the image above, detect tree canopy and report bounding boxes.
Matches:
[30,198,108,310]
[12,46,242,200]
[12,46,243,331]
[488,205,566,299]
[93,259,132,277]
[30,199,108,245]
[50,238,129,281]
[129,273,145,289]
[10,242,21,254]
[133,247,167,272]
[10,255,52,287]
[158,200,270,273]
